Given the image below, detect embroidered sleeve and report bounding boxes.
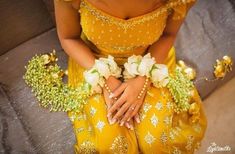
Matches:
[167,0,197,20]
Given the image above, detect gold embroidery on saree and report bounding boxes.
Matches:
[76,140,97,154]
[110,135,128,154]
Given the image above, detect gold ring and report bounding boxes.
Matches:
[131,107,135,110]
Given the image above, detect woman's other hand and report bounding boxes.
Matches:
[107,76,151,126]
[103,76,122,123]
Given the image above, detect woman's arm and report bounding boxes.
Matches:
[55,0,124,125]
[54,0,95,69]
[148,1,196,64]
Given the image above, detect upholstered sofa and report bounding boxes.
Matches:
[0,0,234,153]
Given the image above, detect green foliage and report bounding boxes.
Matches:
[23,54,92,113]
[167,68,194,113]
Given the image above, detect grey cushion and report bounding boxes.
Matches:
[0,87,35,153]
[175,0,235,98]
[42,0,56,24]
[0,29,75,154]
[0,0,54,56]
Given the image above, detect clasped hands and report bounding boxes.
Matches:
[103,75,151,130]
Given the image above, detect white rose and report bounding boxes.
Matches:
[106,55,122,77]
[123,69,135,80]
[94,59,111,79]
[106,55,117,68]
[123,55,142,78]
[83,68,100,88]
[160,77,169,87]
[151,64,169,87]
[111,67,122,78]
[98,76,105,87]
[138,53,156,77]
[124,62,139,76]
[128,55,142,64]
[97,55,122,78]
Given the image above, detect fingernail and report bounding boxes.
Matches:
[109,93,114,98]
[130,125,134,130]
[120,121,124,126]
[110,118,116,125]
[126,123,130,128]
[136,117,140,123]
[108,118,112,124]
[107,112,111,117]
[127,118,131,122]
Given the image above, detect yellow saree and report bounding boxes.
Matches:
[63,0,207,153]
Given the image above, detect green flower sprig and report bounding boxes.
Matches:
[167,67,194,113]
[23,50,92,113]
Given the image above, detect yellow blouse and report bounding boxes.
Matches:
[61,0,195,66]
[63,0,196,86]
[79,0,194,64]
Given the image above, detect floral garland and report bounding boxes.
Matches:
[23,50,195,114]
[23,50,92,113]
[167,67,194,113]
[83,55,122,93]
[123,53,195,113]
[123,53,169,88]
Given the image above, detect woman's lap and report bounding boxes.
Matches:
[67,85,207,154]
[67,47,207,153]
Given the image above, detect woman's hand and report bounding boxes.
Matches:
[102,76,122,123]
[103,76,137,130]
[107,76,151,126]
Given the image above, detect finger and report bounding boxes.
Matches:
[120,104,136,124]
[106,99,115,124]
[103,88,113,108]
[108,94,127,117]
[109,98,117,110]
[104,91,114,112]
[106,98,113,109]
[124,121,130,129]
[125,120,134,130]
[109,83,127,99]
[104,90,116,122]
[127,103,141,122]
[134,113,141,124]
[118,114,124,124]
[129,120,134,130]
[130,103,141,120]
[112,103,130,124]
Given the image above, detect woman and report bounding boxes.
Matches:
[54,0,207,153]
